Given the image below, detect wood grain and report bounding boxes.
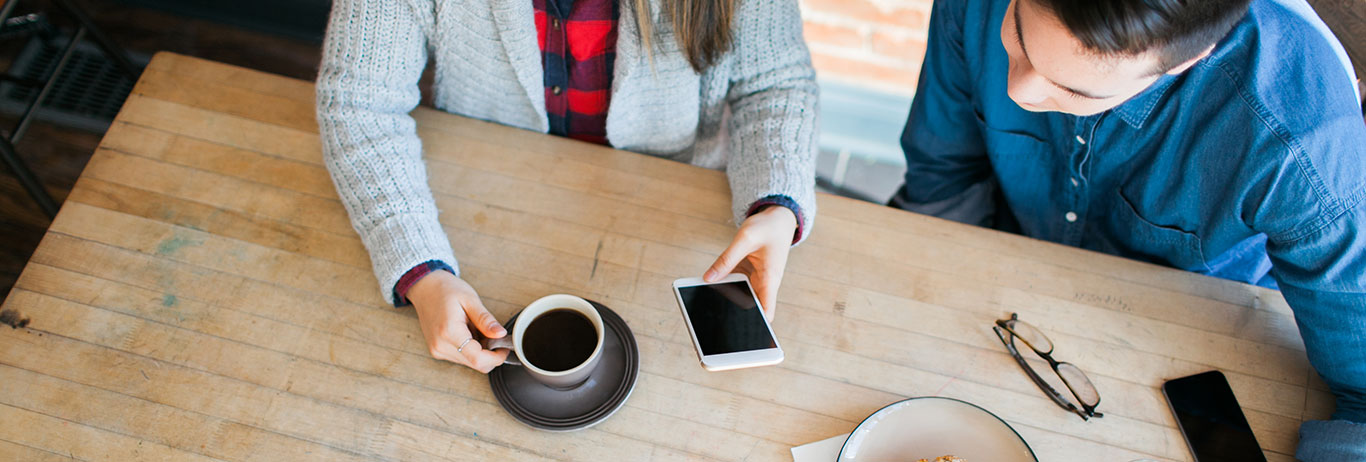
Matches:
[0,52,1322,461]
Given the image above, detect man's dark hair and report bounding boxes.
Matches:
[1030,0,1253,72]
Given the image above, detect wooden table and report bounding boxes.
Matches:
[0,53,1330,462]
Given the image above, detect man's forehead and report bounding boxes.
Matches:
[1014,0,1154,90]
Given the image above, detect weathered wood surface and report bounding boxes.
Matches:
[0,53,1323,461]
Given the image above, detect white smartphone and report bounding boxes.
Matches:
[672,274,784,371]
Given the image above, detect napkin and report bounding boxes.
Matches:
[790,433,849,462]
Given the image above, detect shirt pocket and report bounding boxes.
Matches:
[1110,190,1213,274]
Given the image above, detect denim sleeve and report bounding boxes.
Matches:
[893,0,996,227]
[1266,199,1366,460]
[1297,420,1366,461]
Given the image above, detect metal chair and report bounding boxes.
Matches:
[0,0,140,219]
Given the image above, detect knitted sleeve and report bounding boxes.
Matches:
[723,0,821,243]
[316,0,460,305]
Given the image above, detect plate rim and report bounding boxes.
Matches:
[836,396,1038,462]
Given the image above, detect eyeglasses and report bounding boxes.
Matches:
[993,313,1103,420]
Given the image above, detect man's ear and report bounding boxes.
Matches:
[1165,45,1216,75]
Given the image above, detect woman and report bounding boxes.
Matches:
[316,0,818,372]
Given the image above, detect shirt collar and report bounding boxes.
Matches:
[1111,74,1179,129]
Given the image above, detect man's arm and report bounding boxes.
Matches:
[892,0,996,226]
[1266,200,1366,460]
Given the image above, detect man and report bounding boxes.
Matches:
[892,0,1365,458]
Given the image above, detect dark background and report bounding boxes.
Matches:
[0,0,329,301]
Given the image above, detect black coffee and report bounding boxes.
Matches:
[522,309,597,372]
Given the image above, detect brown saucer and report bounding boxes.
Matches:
[488,300,639,431]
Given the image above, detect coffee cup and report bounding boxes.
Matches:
[481,294,605,389]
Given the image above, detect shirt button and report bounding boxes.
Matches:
[1065,211,1078,222]
[551,19,561,28]
[1075,135,1086,145]
[1070,177,1080,187]
[552,86,563,95]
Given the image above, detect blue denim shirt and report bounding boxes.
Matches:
[895,0,1366,458]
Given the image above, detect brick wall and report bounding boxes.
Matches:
[800,0,932,96]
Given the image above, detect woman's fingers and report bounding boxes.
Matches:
[460,292,507,339]
[429,319,475,363]
[755,270,779,319]
[706,232,757,282]
[457,337,510,373]
[752,249,788,319]
[431,319,509,373]
[452,290,510,371]
[408,273,512,373]
[710,210,796,320]
[749,233,790,320]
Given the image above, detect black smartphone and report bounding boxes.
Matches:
[1162,371,1266,462]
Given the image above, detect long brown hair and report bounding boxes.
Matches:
[633,0,735,72]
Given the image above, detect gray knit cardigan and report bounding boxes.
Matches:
[316,0,820,304]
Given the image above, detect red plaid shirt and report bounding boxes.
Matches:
[534,0,617,145]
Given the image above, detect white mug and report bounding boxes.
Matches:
[481,294,605,389]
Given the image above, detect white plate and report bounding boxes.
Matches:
[838,397,1037,462]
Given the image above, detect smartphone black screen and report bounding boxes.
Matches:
[1163,371,1266,462]
[678,281,776,355]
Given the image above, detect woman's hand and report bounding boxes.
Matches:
[407,271,510,372]
[704,205,799,320]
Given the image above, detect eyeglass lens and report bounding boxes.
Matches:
[1056,362,1100,406]
[1004,319,1054,354]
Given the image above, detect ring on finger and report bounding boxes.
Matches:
[456,337,474,353]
